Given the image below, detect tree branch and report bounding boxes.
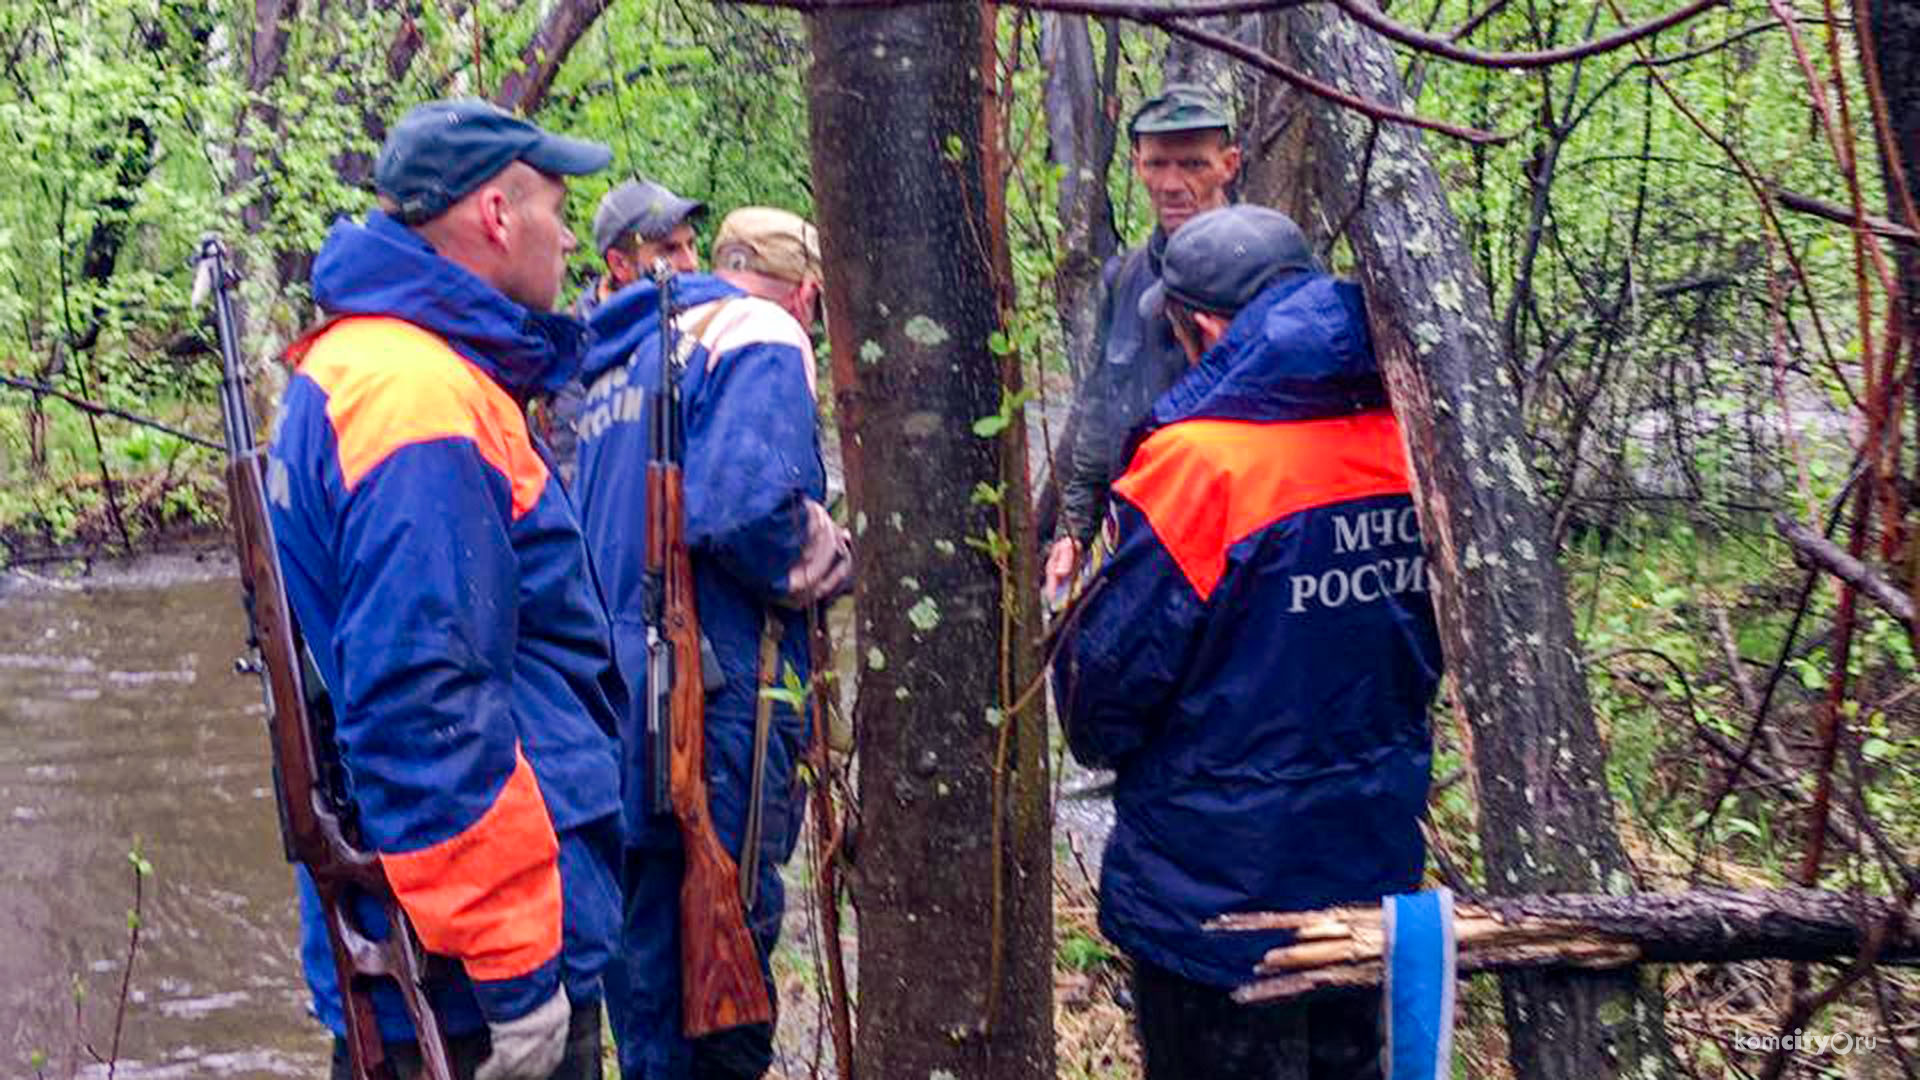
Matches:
[0,373,221,451]
[1151,16,1509,143]
[491,0,614,114]
[1773,185,1920,245]
[1776,514,1916,627]
[1332,0,1729,70]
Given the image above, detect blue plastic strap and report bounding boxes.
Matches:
[1383,888,1456,1080]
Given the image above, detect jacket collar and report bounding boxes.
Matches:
[310,210,588,396]
[1142,272,1387,440]
[578,272,745,386]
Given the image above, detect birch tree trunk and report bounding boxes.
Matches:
[807,4,1054,1076]
[1279,7,1682,1078]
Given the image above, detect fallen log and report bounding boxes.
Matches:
[1210,888,1919,1004]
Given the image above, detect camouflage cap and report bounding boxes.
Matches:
[1129,82,1233,138]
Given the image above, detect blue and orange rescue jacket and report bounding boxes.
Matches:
[1057,270,1444,989]
[267,211,625,1038]
[573,274,821,906]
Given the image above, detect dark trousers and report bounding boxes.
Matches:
[604,835,781,1080]
[328,999,604,1080]
[1133,961,1383,1080]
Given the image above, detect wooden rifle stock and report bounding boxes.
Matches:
[199,238,452,1080]
[646,461,775,1037]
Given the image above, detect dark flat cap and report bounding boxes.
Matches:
[1129,83,1233,138]
[376,99,611,224]
[592,179,705,255]
[1139,205,1317,320]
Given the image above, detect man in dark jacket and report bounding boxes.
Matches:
[1054,205,1444,1080]
[1044,82,1241,602]
[573,206,846,1080]
[268,100,626,1080]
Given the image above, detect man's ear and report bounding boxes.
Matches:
[475,186,514,249]
[1221,144,1243,181]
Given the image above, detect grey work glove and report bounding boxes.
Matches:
[779,498,852,608]
[475,986,570,1080]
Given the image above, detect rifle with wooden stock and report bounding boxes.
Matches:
[194,237,454,1080]
[643,259,775,1036]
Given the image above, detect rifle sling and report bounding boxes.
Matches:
[740,610,782,913]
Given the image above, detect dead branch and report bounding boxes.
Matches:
[1212,888,1920,1003]
[0,373,220,451]
[1776,514,1916,627]
[1772,186,1920,245]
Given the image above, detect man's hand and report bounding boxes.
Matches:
[780,499,853,607]
[1043,536,1082,609]
[476,986,570,1080]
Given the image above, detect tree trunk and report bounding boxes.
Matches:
[1233,12,1326,250]
[1866,0,1920,599]
[1224,887,1920,1002]
[1279,7,1681,1079]
[1035,12,1120,541]
[807,5,1054,1078]
[1041,12,1120,383]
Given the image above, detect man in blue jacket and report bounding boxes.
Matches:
[573,206,847,1080]
[268,100,626,1080]
[1054,205,1444,1080]
[542,178,707,489]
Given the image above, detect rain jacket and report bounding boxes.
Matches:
[1056,270,1444,989]
[1056,229,1192,544]
[572,274,821,1078]
[534,274,619,489]
[267,210,625,1040]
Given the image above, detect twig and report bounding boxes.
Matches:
[106,845,147,1079]
[0,372,221,451]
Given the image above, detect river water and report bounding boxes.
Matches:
[0,557,329,1077]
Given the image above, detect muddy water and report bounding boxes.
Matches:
[0,559,329,1077]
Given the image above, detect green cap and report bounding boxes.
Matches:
[1129,83,1232,138]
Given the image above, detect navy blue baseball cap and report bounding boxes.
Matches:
[1139,205,1317,320]
[376,99,612,224]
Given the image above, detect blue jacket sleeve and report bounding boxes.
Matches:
[1055,500,1208,768]
[331,435,563,1023]
[682,309,825,599]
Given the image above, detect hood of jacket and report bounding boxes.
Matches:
[310,210,589,396]
[578,272,746,386]
[1143,271,1386,440]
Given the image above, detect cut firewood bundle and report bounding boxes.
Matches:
[1208,888,1920,1004]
